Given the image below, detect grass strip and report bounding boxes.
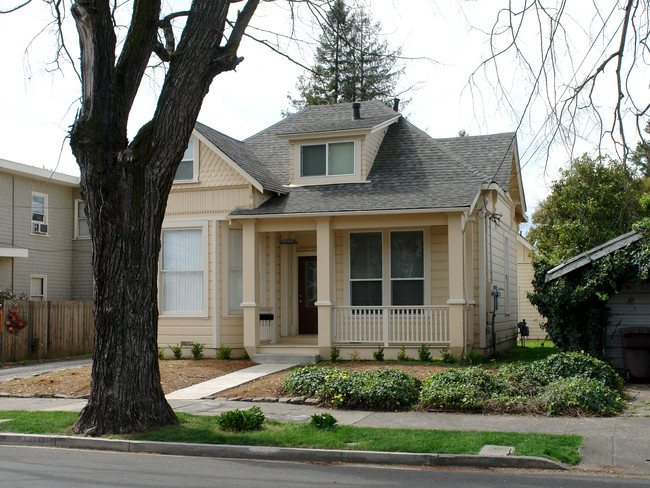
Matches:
[0,411,582,465]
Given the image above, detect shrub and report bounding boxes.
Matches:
[541,377,625,416]
[531,352,623,391]
[168,344,183,360]
[191,342,205,360]
[348,350,361,361]
[465,349,483,365]
[284,367,419,410]
[420,367,500,410]
[240,349,250,360]
[311,413,337,429]
[157,347,165,360]
[440,348,456,364]
[329,346,340,362]
[397,345,410,361]
[217,345,232,360]
[372,346,385,361]
[417,344,431,362]
[216,406,265,431]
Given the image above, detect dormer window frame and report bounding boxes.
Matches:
[173,138,199,184]
[294,138,362,185]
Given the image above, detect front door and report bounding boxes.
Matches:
[298,256,318,334]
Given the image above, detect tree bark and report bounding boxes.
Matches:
[69,0,260,435]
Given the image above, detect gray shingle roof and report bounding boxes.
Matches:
[231,117,518,216]
[194,122,285,193]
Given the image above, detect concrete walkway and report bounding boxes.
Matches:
[0,358,92,382]
[165,363,297,400]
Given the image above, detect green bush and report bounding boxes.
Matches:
[417,344,431,362]
[464,349,483,365]
[168,344,182,360]
[217,345,232,360]
[397,345,410,361]
[542,377,625,416]
[240,349,250,360]
[373,346,385,361]
[216,407,265,431]
[283,367,419,410]
[191,343,204,360]
[329,346,341,362]
[420,367,500,410]
[157,347,165,360]
[311,413,338,429]
[440,348,456,364]
[531,352,623,391]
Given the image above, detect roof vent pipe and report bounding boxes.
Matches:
[393,98,400,112]
[352,102,361,120]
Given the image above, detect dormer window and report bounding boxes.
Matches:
[174,139,198,183]
[301,141,355,177]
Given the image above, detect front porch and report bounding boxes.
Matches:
[237,212,470,360]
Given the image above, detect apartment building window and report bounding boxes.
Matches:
[75,200,90,238]
[31,192,48,235]
[228,229,243,312]
[30,276,47,301]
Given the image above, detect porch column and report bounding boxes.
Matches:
[447,213,465,358]
[315,217,334,358]
[242,219,260,356]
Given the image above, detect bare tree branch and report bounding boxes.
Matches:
[0,0,32,14]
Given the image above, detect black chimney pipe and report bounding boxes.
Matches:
[352,102,361,120]
[393,98,400,112]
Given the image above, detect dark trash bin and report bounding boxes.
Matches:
[620,327,650,380]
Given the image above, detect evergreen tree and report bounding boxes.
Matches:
[292,0,402,108]
[631,121,650,178]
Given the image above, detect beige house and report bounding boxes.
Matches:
[159,101,528,362]
[516,235,546,340]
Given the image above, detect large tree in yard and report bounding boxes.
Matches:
[41,0,268,435]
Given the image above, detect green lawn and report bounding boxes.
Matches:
[0,410,582,465]
[492,340,559,365]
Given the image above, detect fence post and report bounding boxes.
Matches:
[383,308,389,347]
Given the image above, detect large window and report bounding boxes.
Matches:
[174,139,198,182]
[75,200,89,238]
[350,232,382,306]
[160,227,204,313]
[228,228,243,312]
[390,231,424,306]
[31,192,48,235]
[301,141,354,177]
[349,230,425,306]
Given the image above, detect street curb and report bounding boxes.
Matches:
[0,433,569,470]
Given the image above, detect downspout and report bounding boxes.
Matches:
[11,176,15,290]
[478,209,487,349]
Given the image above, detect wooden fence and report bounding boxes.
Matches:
[0,300,94,362]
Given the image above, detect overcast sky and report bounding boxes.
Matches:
[1,0,642,223]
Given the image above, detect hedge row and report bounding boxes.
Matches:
[283,352,626,416]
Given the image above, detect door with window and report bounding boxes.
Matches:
[298,256,318,334]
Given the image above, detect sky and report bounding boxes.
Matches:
[0,0,644,225]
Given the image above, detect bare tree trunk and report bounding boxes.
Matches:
[68,0,260,435]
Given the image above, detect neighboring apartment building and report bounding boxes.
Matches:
[0,159,92,301]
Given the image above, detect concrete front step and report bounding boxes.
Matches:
[252,354,320,365]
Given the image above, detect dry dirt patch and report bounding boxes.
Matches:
[0,359,254,397]
[216,362,450,399]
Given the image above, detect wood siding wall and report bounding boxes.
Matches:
[0,300,93,361]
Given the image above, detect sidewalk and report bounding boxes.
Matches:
[0,359,648,476]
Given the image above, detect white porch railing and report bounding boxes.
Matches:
[333,306,450,346]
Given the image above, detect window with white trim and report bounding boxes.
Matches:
[350,232,382,306]
[174,139,198,182]
[160,226,205,314]
[349,230,425,306]
[75,200,89,238]
[31,192,48,235]
[300,141,355,177]
[228,228,243,312]
[30,275,46,301]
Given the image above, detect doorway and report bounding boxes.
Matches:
[298,256,318,334]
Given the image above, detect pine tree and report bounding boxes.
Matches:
[292,0,402,108]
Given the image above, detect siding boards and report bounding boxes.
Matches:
[606,282,650,372]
